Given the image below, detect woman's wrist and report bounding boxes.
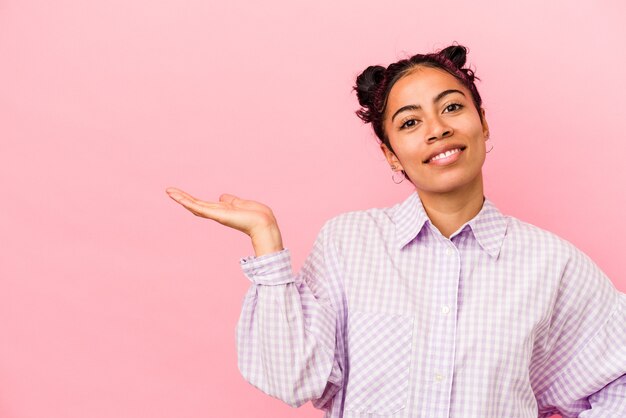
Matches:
[250,224,284,257]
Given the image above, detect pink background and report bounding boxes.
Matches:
[1,0,625,417]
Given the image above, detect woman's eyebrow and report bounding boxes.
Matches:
[391,89,466,122]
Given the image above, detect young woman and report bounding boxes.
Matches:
[166,44,626,417]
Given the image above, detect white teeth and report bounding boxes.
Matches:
[430,148,461,162]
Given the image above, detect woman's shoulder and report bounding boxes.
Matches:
[323,201,397,231]
[504,214,584,259]
[315,201,400,253]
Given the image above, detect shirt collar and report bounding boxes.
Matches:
[392,191,508,259]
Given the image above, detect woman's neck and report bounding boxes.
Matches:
[416,175,485,239]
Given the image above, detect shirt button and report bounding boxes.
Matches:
[445,247,452,255]
[441,305,450,315]
[435,373,444,382]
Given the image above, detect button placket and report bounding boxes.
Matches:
[442,247,455,317]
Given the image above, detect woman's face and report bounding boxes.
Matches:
[381,66,489,195]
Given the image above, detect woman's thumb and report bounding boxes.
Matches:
[219,194,240,204]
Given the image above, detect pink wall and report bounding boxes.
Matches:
[1,0,624,417]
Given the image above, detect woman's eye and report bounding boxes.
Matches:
[400,119,418,130]
[444,103,463,112]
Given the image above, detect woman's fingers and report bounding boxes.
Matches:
[165,187,275,235]
[166,187,200,203]
[166,187,243,225]
[168,188,235,205]
[167,188,207,209]
[171,194,230,222]
[166,187,187,196]
[167,187,217,208]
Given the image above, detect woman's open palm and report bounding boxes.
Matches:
[165,187,278,238]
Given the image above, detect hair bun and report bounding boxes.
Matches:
[440,44,468,69]
[354,65,386,109]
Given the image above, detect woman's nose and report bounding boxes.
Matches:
[425,115,453,142]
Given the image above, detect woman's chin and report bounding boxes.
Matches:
[414,174,481,195]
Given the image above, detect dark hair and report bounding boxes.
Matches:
[353,43,483,182]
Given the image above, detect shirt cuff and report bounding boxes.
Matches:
[239,248,294,285]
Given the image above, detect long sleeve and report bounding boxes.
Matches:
[580,372,626,416]
[531,243,626,417]
[235,222,344,410]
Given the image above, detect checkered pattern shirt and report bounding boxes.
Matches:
[236,191,626,417]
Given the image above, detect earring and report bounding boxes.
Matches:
[391,166,405,184]
[485,133,493,153]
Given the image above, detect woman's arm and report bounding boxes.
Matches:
[532,244,626,417]
[581,371,626,416]
[236,222,344,409]
[165,188,344,410]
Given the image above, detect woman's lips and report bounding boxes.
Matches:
[426,148,464,166]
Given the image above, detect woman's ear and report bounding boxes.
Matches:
[380,143,403,170]
[481,108,490,138]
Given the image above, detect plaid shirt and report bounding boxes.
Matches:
[237,191,626,417]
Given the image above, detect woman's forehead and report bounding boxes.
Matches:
[390,66,467,102]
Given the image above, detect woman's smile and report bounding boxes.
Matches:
[423,144,468,164]
[426,147,465,166]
